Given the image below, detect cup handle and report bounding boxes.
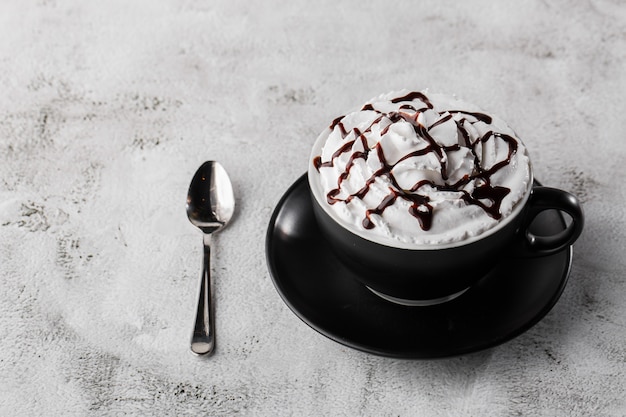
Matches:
[520,186,584,255]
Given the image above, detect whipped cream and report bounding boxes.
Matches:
[308,90,532,248]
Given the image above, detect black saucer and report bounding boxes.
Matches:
[265,174,573,358]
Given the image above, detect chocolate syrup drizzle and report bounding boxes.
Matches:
[313,93,518,231]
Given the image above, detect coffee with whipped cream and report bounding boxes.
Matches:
[309,90,532,248]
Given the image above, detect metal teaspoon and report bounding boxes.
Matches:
[186,161,235,355]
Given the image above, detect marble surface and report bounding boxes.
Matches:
[1,0,625,415]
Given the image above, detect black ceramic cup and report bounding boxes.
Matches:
[308,166,584,306]
[307,90,585,306]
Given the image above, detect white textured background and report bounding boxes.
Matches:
[1,0,625,415]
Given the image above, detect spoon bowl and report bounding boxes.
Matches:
[187,161,235,233]
[186,161,235,355]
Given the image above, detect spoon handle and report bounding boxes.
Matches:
[191,234,215,355]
